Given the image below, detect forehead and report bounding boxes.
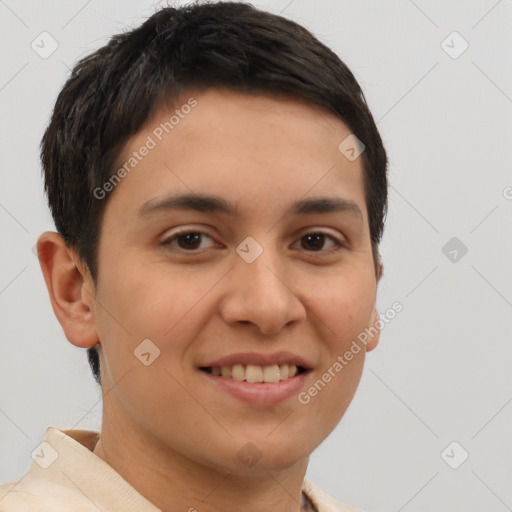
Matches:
[103,87,368,226]
[152,87,348,155]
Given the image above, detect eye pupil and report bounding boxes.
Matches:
[178,233,201,249]
[303,233,324,251]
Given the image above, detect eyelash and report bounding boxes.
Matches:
[160,229,346,255]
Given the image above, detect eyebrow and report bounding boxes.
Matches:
[138,193,363,222]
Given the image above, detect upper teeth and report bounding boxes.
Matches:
[210,364,299,383]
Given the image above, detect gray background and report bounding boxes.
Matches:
[0,1,511,511]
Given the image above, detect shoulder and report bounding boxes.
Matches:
[0,481,39,511]
[0,479,54,511]
[0,474,97,512]
[303,478,365,512]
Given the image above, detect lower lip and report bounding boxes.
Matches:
[199,369,309,406]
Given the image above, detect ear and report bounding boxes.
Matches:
[375,257,384,283]
[37,231,99,349]
[365,307,381,352]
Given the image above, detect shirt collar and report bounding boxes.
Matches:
[30,427,161,511]
[31,427,337,512]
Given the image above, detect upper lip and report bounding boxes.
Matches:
[200,351,312,369]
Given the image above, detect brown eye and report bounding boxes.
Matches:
[161,231,216,252]
[176,233,202,250]
[294,232,344,253]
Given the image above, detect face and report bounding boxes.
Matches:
[86,87,380,473]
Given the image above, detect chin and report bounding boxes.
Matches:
[224,434,313,475]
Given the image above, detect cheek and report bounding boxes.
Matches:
[94,260,218,377]
[295,345,366,451]
[307,267,376,344]
[96,256,200,333]
[293,268,375,428]
[94,263,202,424]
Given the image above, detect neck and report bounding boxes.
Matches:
[92,412,310,512]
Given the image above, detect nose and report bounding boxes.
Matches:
[218,243,306,335]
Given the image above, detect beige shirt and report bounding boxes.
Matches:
[0,427,362,512]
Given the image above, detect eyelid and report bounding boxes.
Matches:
[290,228,346,252]
[294,226,346,243]
[160,226,347,253]
[160,225,218,248]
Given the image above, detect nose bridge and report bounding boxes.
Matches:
[219,235,305,334]
[237,235,289,303]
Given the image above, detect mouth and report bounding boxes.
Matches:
[198,351,312,405]
[199,364,309,383]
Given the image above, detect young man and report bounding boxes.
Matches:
[0,2,388,511]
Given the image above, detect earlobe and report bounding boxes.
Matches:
[365,307,381,352]
[37,231,99,349]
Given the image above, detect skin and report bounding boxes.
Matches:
[38,87,382,512]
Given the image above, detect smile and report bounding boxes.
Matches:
[200,364,307,383]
